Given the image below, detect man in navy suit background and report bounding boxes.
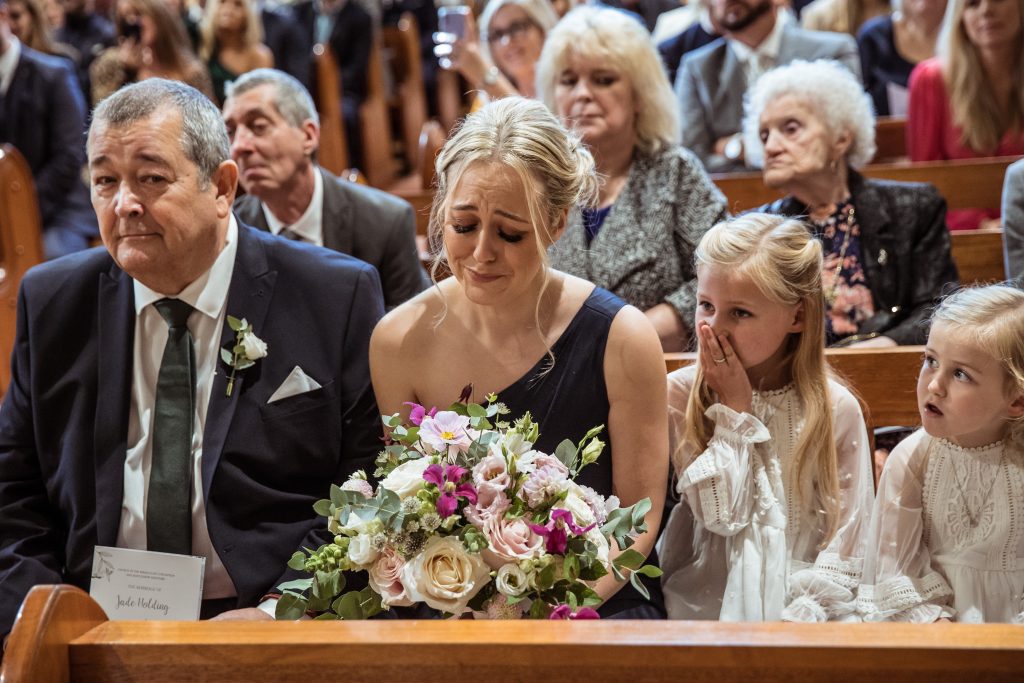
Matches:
[0,0,98,258]
[0,78,385,636]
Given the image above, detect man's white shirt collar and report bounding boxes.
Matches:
[0,36,22,96]
[133,214,239,319]
[729,13,786,65]
[262,168,324,246]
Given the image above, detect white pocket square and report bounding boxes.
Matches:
[268,366,323,404]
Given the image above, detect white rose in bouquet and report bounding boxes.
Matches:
[494,563,529,597]
[347,532,380,568]
[380,457,431,499]
[401,535,490,614]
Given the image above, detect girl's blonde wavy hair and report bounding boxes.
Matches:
[940,0,1024,153]
[929,285,1024,446]
[678,214,843,545]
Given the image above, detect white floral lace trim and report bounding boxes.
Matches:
[810,553,863,590]
[938,438,1005,455]
[857,571,952,615]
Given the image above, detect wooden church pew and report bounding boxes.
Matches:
[3,584,1022,683]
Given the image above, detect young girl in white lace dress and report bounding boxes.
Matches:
[858,286,1024,623]
[659,214,874,622]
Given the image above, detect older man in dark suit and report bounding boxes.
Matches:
[0,78,385,636]
[0,0,98,258]
[225,69,428,309]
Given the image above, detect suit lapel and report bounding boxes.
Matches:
[93,264,135,547]
[318,168,354,255]
[201,226,277,496]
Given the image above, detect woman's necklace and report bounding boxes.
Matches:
[950,445,1005,529]
[821,205,855,307]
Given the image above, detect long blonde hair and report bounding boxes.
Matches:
[679,214,842,544]
[940,0,1024,152]
[198,0,264,62]
[930,285,1024,447]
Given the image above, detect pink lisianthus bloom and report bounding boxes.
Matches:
[403,401,438,426]
[529,508,595,555]
[481,516,544,569]
[521,464,570,507]
[368,548,413,607]
[423,464,477,518]
[472,453,511,491]
[464,490,510,527]
[419,411,473,458]
[549,604,600,620]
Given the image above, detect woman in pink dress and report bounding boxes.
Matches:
[906,0,1024,229]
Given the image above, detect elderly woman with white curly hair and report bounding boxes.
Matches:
[537,5,728,352]
[744,59,958,347]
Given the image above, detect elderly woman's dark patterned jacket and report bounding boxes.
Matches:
[549,145,728,329]
[756,170,959,345]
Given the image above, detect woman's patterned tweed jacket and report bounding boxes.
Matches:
[549,145,728,333]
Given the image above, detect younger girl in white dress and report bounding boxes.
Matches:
[660,214,874,622]
[858,285,1024,623]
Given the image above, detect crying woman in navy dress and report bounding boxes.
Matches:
[369,97,669,618]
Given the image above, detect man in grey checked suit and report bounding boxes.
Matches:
[676,0,861,172]
[224,69,428,310]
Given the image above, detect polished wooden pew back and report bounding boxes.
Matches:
[2,585,1022,683]
[0,144,44,398]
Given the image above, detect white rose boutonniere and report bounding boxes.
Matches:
[221,315,268,396]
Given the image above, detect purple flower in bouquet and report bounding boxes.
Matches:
[549,604,600,620]
[529,508,595,555]
[403,401,438,426]
[419,410,473,457]
[423,464,477,518]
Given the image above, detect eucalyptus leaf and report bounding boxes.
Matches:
[634,565,663,578]
[286,551,307,571]
[220,348,234,364]
[313,499,332,517]
[277,578,313,592]
[629,571,652,600]
[227,315,243,331]
[467,403,488,418]
[553,439,577,469]
[334,591,366,620]
[612,548,645,571]
[275,592,308,620]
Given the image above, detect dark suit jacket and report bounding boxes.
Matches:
[0,225,385,636]
[0,44,97,239]
[261,5,313,91]
[233,167,428,309]
[658,22,719,89]
[758,171,959,345]
[293,0,372,100]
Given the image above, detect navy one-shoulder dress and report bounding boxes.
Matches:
[498,287,666,619]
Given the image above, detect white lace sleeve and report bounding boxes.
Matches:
[856,430,955,622]
[677,402,772,536]
[783,382,875,623]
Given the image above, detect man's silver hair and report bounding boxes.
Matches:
[742,59,877,170]
[226,68,320,129]
[89,78,230,185]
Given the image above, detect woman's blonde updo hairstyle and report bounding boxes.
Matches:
[429,96,598,280]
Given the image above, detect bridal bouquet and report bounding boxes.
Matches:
[275,395,660,620]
